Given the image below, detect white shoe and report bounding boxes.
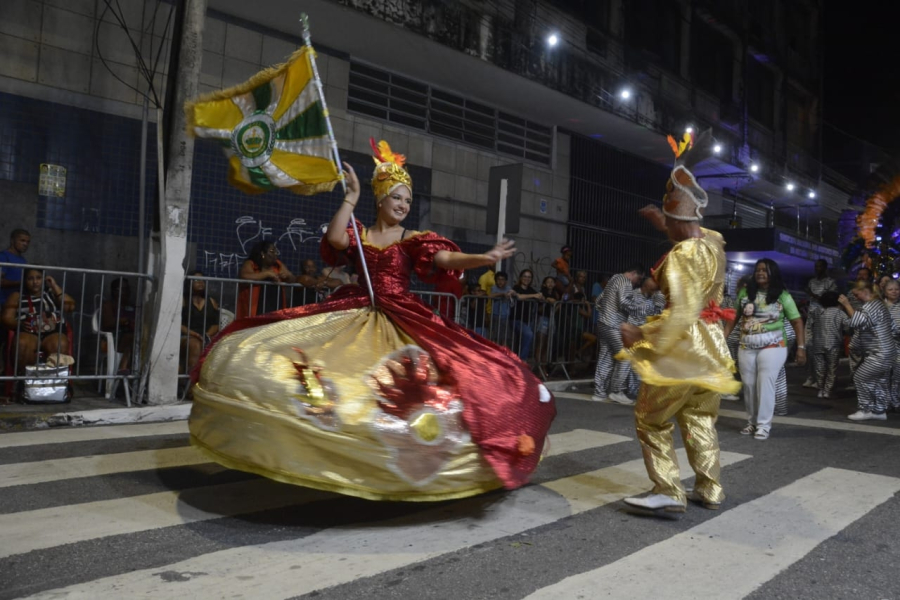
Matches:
[848,410,872,421]
[869,412,887,421]
[608,392,636,406]
[740,424,756,435]
[822,391,831,399]
[754,429,770,440]
[802,379,816,388]
[591,394,607,402]
[817,390,824,398]
[623,493,685,513]
[721,393,740,401]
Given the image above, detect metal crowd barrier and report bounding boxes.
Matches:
[455,295,596,380]
[0,262,152,405]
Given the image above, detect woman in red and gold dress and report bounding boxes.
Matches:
[189,141,556,501]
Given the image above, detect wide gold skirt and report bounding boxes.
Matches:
[190,307,503,501]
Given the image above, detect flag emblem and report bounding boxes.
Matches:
[186,47,340,195]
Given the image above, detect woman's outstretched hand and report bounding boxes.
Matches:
[484,239,516,265]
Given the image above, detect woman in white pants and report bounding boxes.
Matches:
[724,259,805,440]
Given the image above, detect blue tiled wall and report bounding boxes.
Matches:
[0,92,450,281]
[0,91,156,235]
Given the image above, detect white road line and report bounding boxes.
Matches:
[546,428,630,455]
[556,391,900,437]
[0,480,334,559]
[2,430,627,558]
[526,467,900,599]
[718,408,900,437]
[0,421,189,449]
[23,450,751,599]
[0,446,205,488]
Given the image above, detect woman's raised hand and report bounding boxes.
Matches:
[484,239,516,265]
[342,162,360,196]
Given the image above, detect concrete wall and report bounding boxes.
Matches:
[0,1,571,282]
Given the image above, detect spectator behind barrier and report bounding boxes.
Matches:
[181,270,220,375]
[237,241,296,318]
[553,245,572,295]
[101,278,136,373]
[296,258,342,305]
[1,268,75,376]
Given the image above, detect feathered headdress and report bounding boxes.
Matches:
[662,129,716,222]
[370,138,413,201]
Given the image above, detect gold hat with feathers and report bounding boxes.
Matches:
[370,138,413,201]
[662,129,715,222]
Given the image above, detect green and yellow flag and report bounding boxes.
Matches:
[186,46,340,195]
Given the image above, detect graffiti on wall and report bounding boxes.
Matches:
[200,216,330,277]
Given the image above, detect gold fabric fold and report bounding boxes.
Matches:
[617,229,740,395]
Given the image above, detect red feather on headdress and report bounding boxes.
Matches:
[370,138,406,167]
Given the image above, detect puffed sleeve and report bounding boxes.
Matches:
[320,218,362,267]
[404,232,464,296]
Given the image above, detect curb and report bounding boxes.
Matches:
[0,403,191,432]
[544,379,592,393]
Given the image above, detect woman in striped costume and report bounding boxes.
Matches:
[882,279,900,411]
[838,282,897,420]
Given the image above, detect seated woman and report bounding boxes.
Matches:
[1,269,75,374]
[100,277,136,373]
[236,241,296,318]
[181,271,220,374]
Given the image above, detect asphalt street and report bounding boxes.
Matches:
[1,365,899,600]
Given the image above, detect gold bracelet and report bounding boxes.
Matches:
[343,200,356,208]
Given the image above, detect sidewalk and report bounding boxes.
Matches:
[0,388,190,432]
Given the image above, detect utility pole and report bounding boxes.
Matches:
[146,0,207,405]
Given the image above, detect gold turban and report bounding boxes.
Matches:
[370,138,413,201]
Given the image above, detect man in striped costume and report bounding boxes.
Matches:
[802,260,838,388]
[625,277,666,398]
[592,264,645,404]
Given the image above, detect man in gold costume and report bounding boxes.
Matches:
[617,130,741,513]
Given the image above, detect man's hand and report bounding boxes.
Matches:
[620,323,643,348]
[638,204,667,233]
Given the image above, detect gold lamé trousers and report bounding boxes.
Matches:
[634,383,723,504]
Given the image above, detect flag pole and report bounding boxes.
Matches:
[301,14,376,308]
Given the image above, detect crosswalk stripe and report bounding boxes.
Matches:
[0,428,624,490]
[718,408,900,437]
[1,429,628,558]
[0,480,334,560]
[0,446,205,488]
[22,450,750,599]
[0,421,189,449]
[546,428,631,455]
[555,391,900,437]
[525,467,900,599]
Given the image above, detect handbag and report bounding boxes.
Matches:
[23,363,72,403]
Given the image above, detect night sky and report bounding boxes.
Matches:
[822,3,899,169]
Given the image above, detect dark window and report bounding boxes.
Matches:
[746,57,775,128]
[624,0,681,74]
[691,19,734,103]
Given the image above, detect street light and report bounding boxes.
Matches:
[685,126,694,134]
[547,33,559,47]
[713,144,722,154]
[786,182,795,191]
[619,88,632,100]
[808,190,816,199]
[750,163,760,173]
